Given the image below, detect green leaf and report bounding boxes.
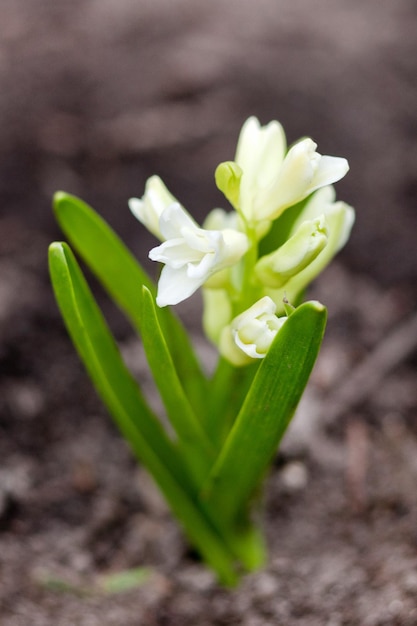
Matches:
[140,286,215,484]
[52,192,208,416]
[49,242,239,585]
[203,358,260,448]
[48,242,186,488]
[201,301,327,523]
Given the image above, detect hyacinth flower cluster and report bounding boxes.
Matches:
[129,117,354,365]
[49,117,354,585]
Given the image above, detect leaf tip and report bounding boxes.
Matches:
[306,300,326,313]
[53,190,69,207]
[48,241,65,258]
[48,242,75,272]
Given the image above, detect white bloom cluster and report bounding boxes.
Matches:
[129,117,354,365]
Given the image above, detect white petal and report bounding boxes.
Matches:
[186,251,216,279]
[256,121,287,186]
[149,238,202,267]
[310,155,350,193]
[219,296,286,363]
[328,202,355,252]
[253,138,350,222]
[128,196,162,239]
[128,175,178,240]
[203,208,240,231]
[128,197,145,221]
[255,139,316,220]
[158,202,199,240]
[233,296,277,327]
[156,265,204,307]
[236,118,286,179]
[236,117,287,221]
[220,229,249,264]
[150,201,248,307]
[182,227,218,255]
[219,324,253,366]
[235,116,261,175]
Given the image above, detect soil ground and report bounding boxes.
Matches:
[1,1,417,624]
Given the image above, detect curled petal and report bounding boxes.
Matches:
[219,296,287,366]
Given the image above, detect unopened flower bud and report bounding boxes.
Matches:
[255,216,329,288]
[215,161,243,210]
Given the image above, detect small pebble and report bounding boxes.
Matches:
[280,461,308,492]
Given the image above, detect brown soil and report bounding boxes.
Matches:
[1,1,417,624]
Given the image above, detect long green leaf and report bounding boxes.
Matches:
[49,242,239,585]
[201,301,327,523]
[204,358,260,448]
[52,192,208,415]
[49,242,186,488]
[140,286,215,484]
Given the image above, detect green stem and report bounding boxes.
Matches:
[234,224,260,315]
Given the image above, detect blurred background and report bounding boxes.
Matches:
[1,1,417,624]
[1,0,416,283]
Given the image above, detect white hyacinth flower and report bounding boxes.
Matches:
[149,203,249,307]
[216,116,349,225]
[128,175,178,240]
[254,137,349,222]
[219,296,287,366]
